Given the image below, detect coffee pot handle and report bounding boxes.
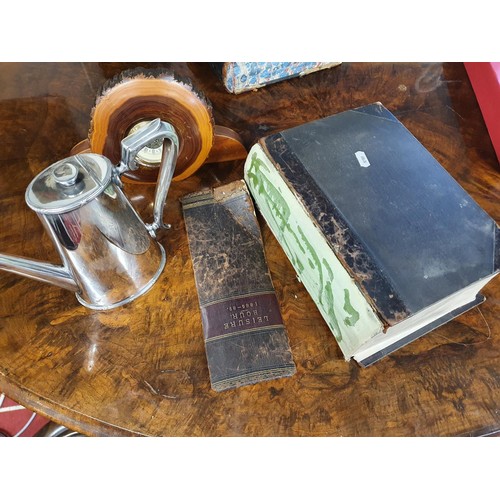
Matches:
[117,118,179,238]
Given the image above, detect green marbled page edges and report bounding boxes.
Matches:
[245,147,381,357]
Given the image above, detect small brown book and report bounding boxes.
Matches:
[181,180,296,392]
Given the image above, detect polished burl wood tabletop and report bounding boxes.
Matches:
[0,62,499,437]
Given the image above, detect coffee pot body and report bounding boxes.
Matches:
[0,119,178,310]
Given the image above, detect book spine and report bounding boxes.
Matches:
[260,134,411,327]
[209,62,237,94]
[181,180,296,390]
[244,144,384,359]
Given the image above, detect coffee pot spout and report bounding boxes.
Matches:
[0,119,179,310]
[0,253,78,292]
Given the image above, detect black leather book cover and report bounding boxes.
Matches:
[261,102,500,326]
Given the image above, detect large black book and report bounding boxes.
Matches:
[244,102,500,366]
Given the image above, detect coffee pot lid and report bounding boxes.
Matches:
[25,153,113,214]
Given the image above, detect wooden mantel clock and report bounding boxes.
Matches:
[71,67,247,183]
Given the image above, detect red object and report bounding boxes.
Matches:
[465,62,500,163]
[0,394,50,437]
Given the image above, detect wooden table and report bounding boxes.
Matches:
[0,62,499,437]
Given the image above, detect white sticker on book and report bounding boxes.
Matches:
[355,151,370,168]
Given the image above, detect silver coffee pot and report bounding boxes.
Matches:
[0,119,178,310]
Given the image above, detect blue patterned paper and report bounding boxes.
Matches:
[222,62,339,94]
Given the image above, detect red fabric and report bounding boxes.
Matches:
[465,62,500,163]
[0,395,50,437]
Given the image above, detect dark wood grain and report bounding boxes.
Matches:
[0,62,499,436]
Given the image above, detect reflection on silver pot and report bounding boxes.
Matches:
[0,119,178,310]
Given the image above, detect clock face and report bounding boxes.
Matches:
[127,121,163,168]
